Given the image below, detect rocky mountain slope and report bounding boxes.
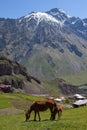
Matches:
[0,8,87,79]
[0,55,47,94]
[0,55,86,95]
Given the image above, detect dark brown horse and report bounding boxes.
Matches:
[52,105,62,120]
[25,100,57,121]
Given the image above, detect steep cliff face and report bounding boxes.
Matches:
[0,56,44,94]
[0,56,24,75]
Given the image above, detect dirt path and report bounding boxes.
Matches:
[0,108,24,115]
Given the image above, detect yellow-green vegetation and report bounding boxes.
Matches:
[0,93,44,109]
[0,103,87,129]
[60,71,87,87]
[0,93,87,130]
[42,79,60,96]
[0,95,12,108]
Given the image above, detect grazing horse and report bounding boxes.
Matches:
[25,100,57,121]
[52,105,62,120]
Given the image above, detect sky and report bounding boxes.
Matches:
[0,0,87,19]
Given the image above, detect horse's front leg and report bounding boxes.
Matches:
[34,111,36,121]
[50,108,56,120]
[58,111,62,120]
[50,112,53,120]
[37,112,41,121]
[50,112,54,120]
[59,111,61,119]
[50,109,54,120]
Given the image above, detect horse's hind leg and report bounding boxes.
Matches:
[34,111,36,121]
[57,111,60,119]
[37,112,41,121]
[50,112,54,120]
[58,111,62,120]
[60,110,62,119]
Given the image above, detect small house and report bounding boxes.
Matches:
[54,98,62,102]
[73,94,85,100]
[73,99,87,108]
[0,84,11,92]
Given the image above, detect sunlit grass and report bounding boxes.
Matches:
[0,93,45,109]
[0,106,87,130]
[60,71,87,86]
[0,93,87,130]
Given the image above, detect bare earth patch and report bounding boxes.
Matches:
[11,101,31,109]
[0,108,24,115]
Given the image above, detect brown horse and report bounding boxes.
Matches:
[25,100,57,121]
[52,105,62,120]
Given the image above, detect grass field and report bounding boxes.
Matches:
[0,93,87,130]
[60,71,87,86]
[0,106,87,130]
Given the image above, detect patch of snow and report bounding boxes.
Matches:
[24,12,63,26]
[82,20,87,26]
[58,8,72,18]
[71,18,79,24]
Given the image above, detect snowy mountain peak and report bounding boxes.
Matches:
[21,12,63,26]
[47,8,72,22]
[58,8,72,18]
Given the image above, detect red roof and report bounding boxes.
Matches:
[0,84,11,89]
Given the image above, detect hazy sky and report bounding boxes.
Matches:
[0,0,87,19]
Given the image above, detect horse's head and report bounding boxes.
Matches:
[25,111,30,121]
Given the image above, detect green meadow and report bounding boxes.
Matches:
[60,71,87,86]
[0,93,87,130]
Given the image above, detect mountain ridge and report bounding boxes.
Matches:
[0,8,87,79]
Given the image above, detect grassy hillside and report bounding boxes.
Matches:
[0,93,87,130]
[0,93,44,109]
[60,71,87,88]
[23,45,87,80]
[0,56,50,94]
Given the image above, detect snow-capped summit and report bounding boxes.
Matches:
[19,12,63,26]
[18,8,87,40]
[47,8,72,22]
